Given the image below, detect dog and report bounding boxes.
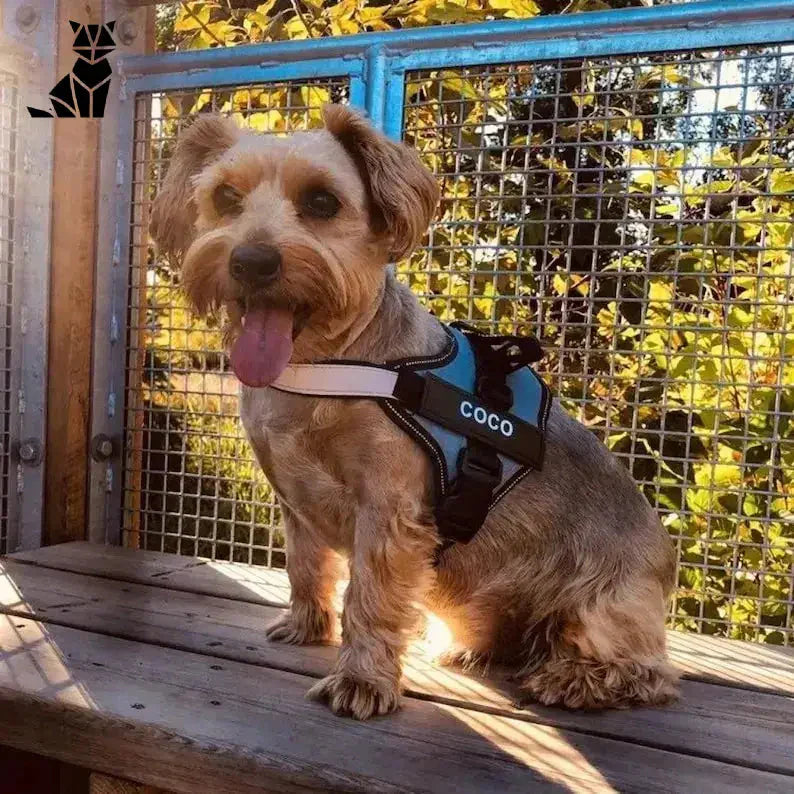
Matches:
[28,20,116,118]
[150,105,679,719]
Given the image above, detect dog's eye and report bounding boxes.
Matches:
[301,188,340,219]
[213,184,243,216]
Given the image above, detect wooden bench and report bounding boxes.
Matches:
[1,541,792,793]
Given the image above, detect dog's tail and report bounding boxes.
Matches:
[27,106,53,118]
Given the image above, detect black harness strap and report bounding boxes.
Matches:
[435,323,544,547]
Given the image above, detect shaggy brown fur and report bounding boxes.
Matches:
[151,105,679,720]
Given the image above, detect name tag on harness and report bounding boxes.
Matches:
[418,374,544,469]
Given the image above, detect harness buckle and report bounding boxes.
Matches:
[458,444,503,487]
[436,445,503,545]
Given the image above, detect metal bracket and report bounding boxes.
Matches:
[16,437,43,467]
[91,433,117,462]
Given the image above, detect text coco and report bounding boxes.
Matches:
[459,401,514,437]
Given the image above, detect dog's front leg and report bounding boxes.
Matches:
[308,500,437,719]
[266,505,339,645]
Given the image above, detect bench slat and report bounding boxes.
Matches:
[2,557,794,777]
[9,542,794,696]
[10,541,292,607]
[3,613,793,794]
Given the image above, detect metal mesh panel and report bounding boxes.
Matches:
[125,78,349,564]
[0,73,16,555]
[403,46,794,644]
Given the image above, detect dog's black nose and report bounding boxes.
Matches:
[229,243,281,286]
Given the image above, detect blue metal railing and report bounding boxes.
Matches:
[119,0,794,137]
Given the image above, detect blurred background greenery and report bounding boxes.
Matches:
[126,0,793,645]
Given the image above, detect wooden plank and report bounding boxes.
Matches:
[667,631,794,695]
[45,0,155,547]
[10,542,794,695]
[44,0,104,546]
[2,614,793,794]
[10,542,293,606]
[2,559,794,777]
[90,772,171,794]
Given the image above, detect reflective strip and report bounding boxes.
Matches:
[270,363,399,398]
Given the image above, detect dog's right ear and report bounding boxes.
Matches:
[150,115,239,261]
[322,104,439,261]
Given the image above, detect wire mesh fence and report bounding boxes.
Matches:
[402,45,794,644]
[125,78,349,565]
[128,43,793,644]
[0,72,16,555]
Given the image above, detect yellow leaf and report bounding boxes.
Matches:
[770,170,794,194]
[174,4,210,32]
[711,147,735,168]
[487,0,541,18]
[648,281,673,303]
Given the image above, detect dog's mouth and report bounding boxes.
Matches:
[230,298,307,388]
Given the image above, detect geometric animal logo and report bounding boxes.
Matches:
[28,21,116,118]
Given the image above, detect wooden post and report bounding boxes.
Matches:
[43,1,154,546]
[43,0,103,546]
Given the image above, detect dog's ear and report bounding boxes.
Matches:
[322,104,439,261]
[150,115,240,261]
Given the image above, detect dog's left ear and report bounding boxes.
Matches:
[150,114,240,261]
[322,104,439,260]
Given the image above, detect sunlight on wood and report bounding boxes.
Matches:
[668,631,794,694]
[437,702,614,793]
[0,612,95,708]
[0,567,27,614]
[201,561,291,606]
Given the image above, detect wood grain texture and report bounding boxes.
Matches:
[90,772,171,794]
[44,1,155,546]
[2,557,794,777]
[10,541,293,605]
[10,542,794,695]
[3,613,794,794]
[44,0,103,546]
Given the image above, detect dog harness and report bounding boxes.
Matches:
[271,322,551,549]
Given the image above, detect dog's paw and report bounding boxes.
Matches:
[265,608,333,645]
[436,645,488,672]
[307,671,401,720]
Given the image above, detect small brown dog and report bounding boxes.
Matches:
[151,104,679,719]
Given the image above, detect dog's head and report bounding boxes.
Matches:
[150,105,438,386]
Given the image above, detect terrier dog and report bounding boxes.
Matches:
[151,105,679,719]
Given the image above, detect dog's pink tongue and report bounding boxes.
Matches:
[230,307,294,387]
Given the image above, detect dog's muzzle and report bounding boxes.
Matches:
[229,243,281,288]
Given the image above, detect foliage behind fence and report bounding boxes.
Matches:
[128,2,793,645]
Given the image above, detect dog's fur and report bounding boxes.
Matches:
[151,105,679,719]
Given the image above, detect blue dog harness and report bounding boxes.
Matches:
[271,321,551,549]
